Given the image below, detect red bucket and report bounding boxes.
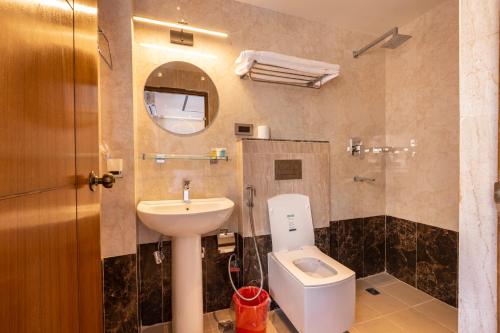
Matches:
[232,287,270,333]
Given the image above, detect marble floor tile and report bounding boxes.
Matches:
[141,273,458,333]
[386,308,453,333]
[414,299,458,332]
[357,289,409,315]
[379,281,433,306]
[352,317,405,333]
[358,272,399,288]
[355,302,382,323]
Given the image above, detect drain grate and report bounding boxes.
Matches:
[365,287,381,295]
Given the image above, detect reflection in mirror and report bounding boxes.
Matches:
[144,61,219,135]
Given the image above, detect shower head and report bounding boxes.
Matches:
[353,27,412,58]
[381,32,412,49]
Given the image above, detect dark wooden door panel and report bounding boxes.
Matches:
[0,0,75,198]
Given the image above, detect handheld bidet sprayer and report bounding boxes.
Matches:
[228,185,264,301]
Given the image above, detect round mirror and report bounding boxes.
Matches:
[143,62,219,135]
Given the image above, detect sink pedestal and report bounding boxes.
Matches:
[172,235,203,333]
[137,198,235,333]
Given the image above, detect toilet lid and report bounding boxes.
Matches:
[267,194,314,252]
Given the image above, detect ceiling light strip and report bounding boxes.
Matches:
[133,16,228,38]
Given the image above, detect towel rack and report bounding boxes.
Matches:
[240,61,328,89]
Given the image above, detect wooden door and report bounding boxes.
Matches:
[74,0,102,332]
[0,0,102,332]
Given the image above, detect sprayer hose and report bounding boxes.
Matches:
[228,190,264,302]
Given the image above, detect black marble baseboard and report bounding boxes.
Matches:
[314,226,331,256]
[330,216,386,278]
[416,223,458,307]
[138,242,170,326]
[364,216,386,276]
[337,218,365,277]
[386,216,417,286]
[203,235,240,313]
[242,234,273,291]
[386,216,458,307]
[103,254,139,333]
[137,236,240,327]
[129,219,457,329]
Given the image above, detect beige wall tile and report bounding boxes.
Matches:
[98,0,137,258]
[132,0,387,243]
[239,140,330,236]
[385,0,459,231]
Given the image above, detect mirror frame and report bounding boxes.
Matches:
[143,61,219,136]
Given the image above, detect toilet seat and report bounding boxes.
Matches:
[271,245,355,287]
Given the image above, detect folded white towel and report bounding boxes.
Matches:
[235,50,340,87]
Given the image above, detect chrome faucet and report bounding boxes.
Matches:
[183,179,191,203]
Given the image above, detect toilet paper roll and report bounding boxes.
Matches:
[257,125,270,139]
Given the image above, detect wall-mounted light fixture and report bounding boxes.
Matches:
[139,43,217,59]
[133,16,228,46]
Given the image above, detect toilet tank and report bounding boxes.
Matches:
[267,194,314,252]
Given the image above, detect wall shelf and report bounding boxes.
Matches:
[141,153,229,164]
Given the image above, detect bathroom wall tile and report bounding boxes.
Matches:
[138,243,162,326]
[386,216,417,286]
[203,235,238,313]
[160,242,172,322]
[243,235,273,291]
[338,218,364,278]
[133,0,387,239]
[239,140,331,237]
[385,0,459,233]
[138,241,172,326]
[314,226,331,256]
[330,221,339,260]
[416,224,458,307]
[138,236,241,327]
[98,0,137,258]
[103,254,139,333]
[363,216,386,276]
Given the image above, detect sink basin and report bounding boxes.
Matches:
[137,197,234,236]
[136,197,234,333]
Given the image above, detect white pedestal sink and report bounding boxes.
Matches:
[137,198,235,333]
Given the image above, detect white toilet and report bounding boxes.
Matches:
[267,194,355,333]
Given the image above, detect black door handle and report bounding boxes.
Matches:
[88,171,115,192]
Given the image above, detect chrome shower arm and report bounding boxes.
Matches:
[353,27,398,58]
